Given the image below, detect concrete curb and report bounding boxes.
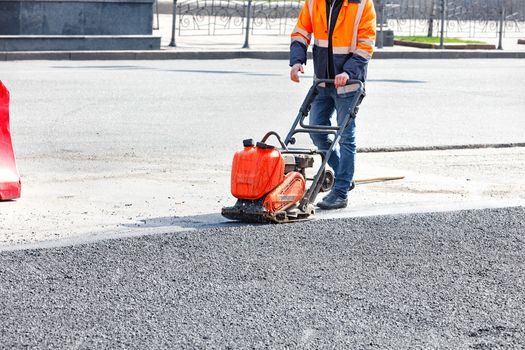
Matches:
[358,142,525,153]
[0,35,161,52]
[393,40,496,50]
[1,49,525,61]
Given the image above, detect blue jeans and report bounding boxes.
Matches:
[309,85,358,198]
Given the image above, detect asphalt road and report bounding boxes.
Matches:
[1,206,524,349]
[1,59,524,245]
[2,59,525,158]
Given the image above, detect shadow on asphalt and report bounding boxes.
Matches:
[121,213,256,231]
[50,66,426,82]
[367,78,426,84]
[158,69,281,76]
[51,65,281,76]
[51,65,155,70]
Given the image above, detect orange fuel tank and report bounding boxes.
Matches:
[230,140,284,200]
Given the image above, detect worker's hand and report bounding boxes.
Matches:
[290,63,304,83]
[334,72,350,88]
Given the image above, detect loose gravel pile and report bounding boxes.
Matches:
[1,207,524,349]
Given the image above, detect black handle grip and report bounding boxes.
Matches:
[261,131,287,149]
[314,78,363,89]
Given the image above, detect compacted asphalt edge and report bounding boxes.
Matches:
[0,206,524,349]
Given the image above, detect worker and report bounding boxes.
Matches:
[290,0,376,209]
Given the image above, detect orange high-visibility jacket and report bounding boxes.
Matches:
[290,0,376,83]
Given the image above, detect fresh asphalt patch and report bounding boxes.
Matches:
[1,207,524,349]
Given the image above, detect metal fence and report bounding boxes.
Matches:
[382,0,525,38]
[168,0,525,45]
[175,0,302,35]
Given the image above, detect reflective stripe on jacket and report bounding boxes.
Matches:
[290,0,376,83]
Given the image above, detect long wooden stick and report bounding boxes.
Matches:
[354,176,405,185]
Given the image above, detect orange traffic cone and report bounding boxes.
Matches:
[0,81,21,200]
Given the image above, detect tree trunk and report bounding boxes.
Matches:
[428,0,436,37]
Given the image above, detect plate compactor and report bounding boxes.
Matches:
[222,79,364,223]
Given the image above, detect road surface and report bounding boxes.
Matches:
[1,207,524,349]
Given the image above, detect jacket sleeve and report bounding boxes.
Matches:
[290,0,313,67]
[343,0,376,81]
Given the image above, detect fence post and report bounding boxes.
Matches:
[439,0,446,49]
[169,0,178,47]
[243,0,253,49]
[153,0,160,30]
[377,0,384,48]
[427,0,435,37]
[497,0,504,50]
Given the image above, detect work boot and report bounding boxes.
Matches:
[316,191,348,210]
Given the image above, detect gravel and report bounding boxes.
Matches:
[1,207,524,349]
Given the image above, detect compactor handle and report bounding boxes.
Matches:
[261,131,287,150]
[314,78,364,89]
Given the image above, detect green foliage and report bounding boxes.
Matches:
[395,36,487,44]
